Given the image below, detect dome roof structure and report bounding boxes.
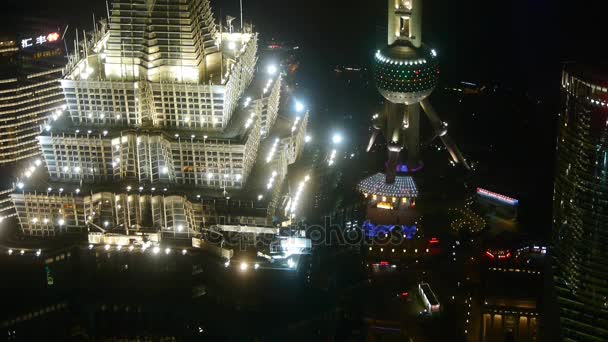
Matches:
[373,40,439,104]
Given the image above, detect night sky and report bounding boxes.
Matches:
[3,0,607,95]
[2,0,608,96]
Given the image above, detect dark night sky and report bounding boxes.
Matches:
[2,0,607,96]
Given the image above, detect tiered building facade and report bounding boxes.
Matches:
[11,0,307,237]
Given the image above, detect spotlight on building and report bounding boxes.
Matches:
[332,133,343,144]
[267,64,277,75]
[295,100,305,113]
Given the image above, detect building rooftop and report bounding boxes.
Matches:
[357,173,418,198]
[565,62,608,87]
[42,67,281,143]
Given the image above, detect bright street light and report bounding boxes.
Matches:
[332,133,343,144]
[267,64,277,75]
[295,101,305,113]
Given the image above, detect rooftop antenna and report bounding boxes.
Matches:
[75,29,79,60]
[92,13,98,39]
[62,24,70,60]
[82,30,88,58]
[240,0,243,31]
[226,16,236,34]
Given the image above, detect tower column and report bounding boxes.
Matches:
[385,101,403,184]
[410,0,423,47]
[406,104,420,166]
[387,0,400,45]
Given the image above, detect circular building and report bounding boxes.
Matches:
[357,172,418,210]
[373,40,439,105]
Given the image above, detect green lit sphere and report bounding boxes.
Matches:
[373,40,440,104]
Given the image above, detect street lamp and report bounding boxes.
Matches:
[295,100,305,113]
[332,133,343,145]
[267,64,277,75]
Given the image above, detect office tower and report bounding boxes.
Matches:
[0,26,65,164]
[553,63,608,341]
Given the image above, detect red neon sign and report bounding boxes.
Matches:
[47,32,60,42]
[498,252,512,260]
[429,237,440,244]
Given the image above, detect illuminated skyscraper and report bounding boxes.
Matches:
[552,63,608,341]
[0,27,65,164]
[10,0,308,237]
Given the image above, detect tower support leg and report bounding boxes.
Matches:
[405,104,420,167]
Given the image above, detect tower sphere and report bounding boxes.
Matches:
[373,40,439,105]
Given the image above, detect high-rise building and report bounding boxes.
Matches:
[10,0,308,238]
[0,25,65,164]
[552,63,608,341]
[0,19,66,220]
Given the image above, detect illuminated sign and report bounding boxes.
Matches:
[476,188,519,206]
[21,32,61,49]
[362,220,417,240]
[485,249,511,260]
